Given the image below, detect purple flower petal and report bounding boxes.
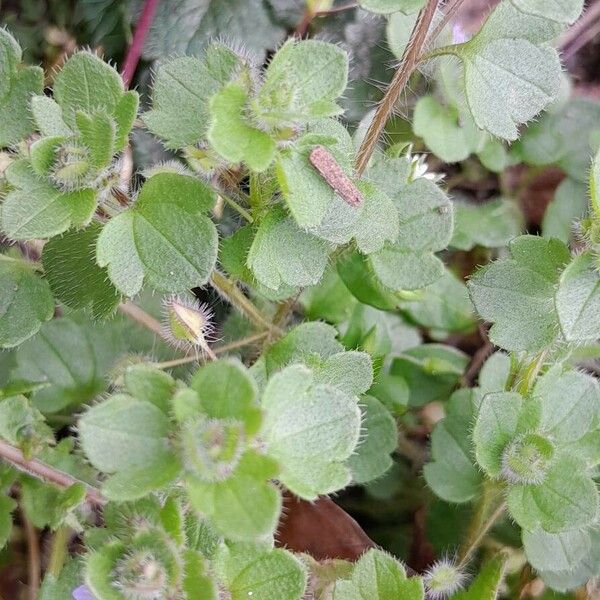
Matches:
[452,24,469,44]
[73,585,97,600]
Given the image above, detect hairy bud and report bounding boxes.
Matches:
[501,433,554,485]
[180,417,245,482]
[50,142,91,190]
[113,550,168,600]
[424,559,467,599]
[162,295,215,357]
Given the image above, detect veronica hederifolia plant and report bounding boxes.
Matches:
[0,0,597,596]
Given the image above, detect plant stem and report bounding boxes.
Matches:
[515,350,547,396]
[121,0,160,87]
[355,0,439,176]
[220,193,254,223]
[47,525,71,578]
[118,301,165,339]
[315,2,358,16]
[559,1,600,52]
[458,483,506,568]
[428,0,468,43]
[22,512,40,600]
[152,331,270,369]
[210,271,282,335]
[0,439,105,506]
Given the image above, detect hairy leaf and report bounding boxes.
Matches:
[0,260,54,349]
[96,172,217,296]
[42,223,121,319]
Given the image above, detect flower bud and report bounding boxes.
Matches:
[162,295,215,357]
[501,433,554,485]
[424,559,467,599]
[181,417,245,483]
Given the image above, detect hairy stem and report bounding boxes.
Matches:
[47,525,71,578]
[118,301,164,338]
[428,0,468,43]
[22,512,40,600]
[210,271,282,335]
[458,483,506,568]
[121,0,160,87]
[0,439,105,506]
[355,0,439,175]
[221,193,254,223]
[152,331,270,369]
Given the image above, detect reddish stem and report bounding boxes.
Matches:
[121,0,161,88]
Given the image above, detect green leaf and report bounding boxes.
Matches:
[42,223,121,319]
[332,548,424,599]
[450,554,507,599]
[368,177,453,291]
[13,316,123,413]
[143,0,284,63]
[390,344,469,407]
[523,527,592,573]
[413,96,471,163]
[347,395,397,484]
[542,179,588,243]
[39,559,84,600]
[424,389,482,503]
[450,198,522,251]
[190,359,261,435]
[337,250,400,311]
[31,96,72,137]
[555,252,600,343]
[398,268,475,333]
[123,364,177,414]
[216,542,307,600]
[247,206,330,291]
[359,0,424,14]
[472,391,524,477]
[1,160,96,240]
[96,172,217,296]
[142,46,243,149]
[468,235,571,352]
[517,98,600,182]
[313,351,373,397]
[183,550,218,600]
[0,30,43,147]
[0,260,54,348]
[301,266,357,324]
[276,119,354,228]
[261,364,361,499]
[477,137,508,172]
[478,352,511,394]
[219,225,295,300]
[510,0,583,24]
[265,322,343,374]
[207,83,276,172]
[438,2,562,140]
[78,393,174,473]
[0,395,53,454]
[187,451,281,540]
[75,111,116,169]
[256,39,347,124]
[507,454,599,532]
[52,51,125,129]
[20,478,86,529]
[534,366,600,443]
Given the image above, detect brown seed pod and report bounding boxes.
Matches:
[309,145,363,207]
